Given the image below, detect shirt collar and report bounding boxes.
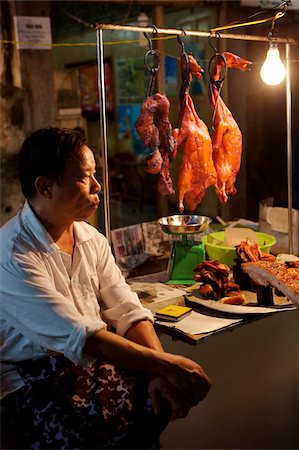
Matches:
[73,221,93,246]
[21,201,57,254]
[21,201,93,253]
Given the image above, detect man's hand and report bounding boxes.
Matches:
[148,377,190,421]
[160,353,212,407]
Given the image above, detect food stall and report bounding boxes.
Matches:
[93,10,298,449]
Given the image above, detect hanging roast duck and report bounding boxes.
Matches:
[173,54,217,212]
[209,51,251,203]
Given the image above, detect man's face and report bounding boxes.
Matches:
[51,145,101,222]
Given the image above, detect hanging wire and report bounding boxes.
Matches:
[61,8,94,29]
[210,0,291,33]
[143,25,160,97]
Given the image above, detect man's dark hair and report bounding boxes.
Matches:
[18,127,87,199]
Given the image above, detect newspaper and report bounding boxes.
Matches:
[111,221,171,270]
[127,271,187,305]
[141,221,171,257]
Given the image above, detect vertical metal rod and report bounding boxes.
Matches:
[285,43,293,254]
[96,28,111,244]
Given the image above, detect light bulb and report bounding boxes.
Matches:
[260,41,286,86]
[137,11,149,47]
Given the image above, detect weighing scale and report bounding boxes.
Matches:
[158,215,212,284]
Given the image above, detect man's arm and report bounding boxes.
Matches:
[125,320,198,420]
[125,319,164,351]
[83,328,211,409]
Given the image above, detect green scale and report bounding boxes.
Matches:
[158,215,212,285]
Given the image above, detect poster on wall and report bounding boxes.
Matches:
[117,104,145,155]
[115,58,147,104]
[165,55,177,96]
[79,59,114,118]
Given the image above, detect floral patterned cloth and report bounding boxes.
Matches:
[1,355,165,449]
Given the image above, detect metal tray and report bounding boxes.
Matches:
[158,215,212,235]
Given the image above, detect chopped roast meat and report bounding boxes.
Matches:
[242,260,299,306]
[226,281,241,292]
[285,260,299,269]
[194,259,231,276]
[235,238,275,264]
[209,52,251,203]
[199,284,214,297]
[235,238,263,263]
[234,238,275,290]
[193,259,239,301]
[260,252,276,262]
[222,294,245,305]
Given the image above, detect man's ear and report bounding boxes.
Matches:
[35,176,54,199]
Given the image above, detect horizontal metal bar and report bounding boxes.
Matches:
[93,23,296,44]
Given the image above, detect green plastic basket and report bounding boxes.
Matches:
[201,231,276,268]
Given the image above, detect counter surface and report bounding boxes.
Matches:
[127,258,298,345]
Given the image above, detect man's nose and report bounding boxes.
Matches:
[91,175,101,193]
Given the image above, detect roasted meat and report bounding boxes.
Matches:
[193,260,238,300]
[242,260,299,306]
[174,55,217,212]
[234,238,276,263]
[134,95,162,174]
[234,238,275,290]
[209,52,251,203]
[155,93,176,195]
[135,93,175,193]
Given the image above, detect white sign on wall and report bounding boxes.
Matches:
[13,16,52,50]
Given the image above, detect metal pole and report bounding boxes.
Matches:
[96,28,111,244]
[94,23,296,45]
[285,43,293,254]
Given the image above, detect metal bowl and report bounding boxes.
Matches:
[158,215,212,235]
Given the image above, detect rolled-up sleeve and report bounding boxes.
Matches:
[99,282,154,336]
[95,238,154,336]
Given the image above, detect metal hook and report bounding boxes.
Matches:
[208,32,221,55]
[177,28,187,53]
[143,32,153,51]
[143,25,160,97]
[176,28,189,82]
[176,29,191,128]
[208,31,226,88]
[152,24,158,34]
[143,25,158,51]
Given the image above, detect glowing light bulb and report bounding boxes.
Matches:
[260,41,286,86]
[137,11,149,47]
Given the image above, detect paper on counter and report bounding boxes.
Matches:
[127,271,187,304]
[155,311,242,335]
